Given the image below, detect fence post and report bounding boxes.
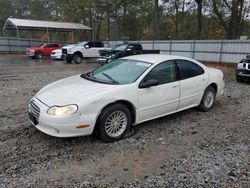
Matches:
[7,37,11,53]
[192,40,196,58]
[219,40,224,63]
[169,41,172,54]
[152,41,155,50]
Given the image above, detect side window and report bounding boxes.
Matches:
[89,42,94,48]
[135,44,142,51]
[47,44,58,48]
[85,42,93,48]
[95,42,104,47]
[128,45,135,51]
[176,60,204,80]
[143,60,176,85]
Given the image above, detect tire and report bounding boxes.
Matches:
[96,103,132,142]
[236,76,243,83]
[66,56,72,63]
[73,54,82,64]
[35,52,43,59]
[198,86,216,112]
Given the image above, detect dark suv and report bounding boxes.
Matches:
[236,55,250,82]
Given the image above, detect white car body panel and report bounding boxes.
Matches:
[29,54,225,138]
[66,44,110,58]
[137,81,180,122]
[51,45,74,60]
[178,73,208,110]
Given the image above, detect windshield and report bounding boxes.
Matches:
[82,59,151,84]
[112,44,128,51]
[76,42,87,47]
[40,43,46,47]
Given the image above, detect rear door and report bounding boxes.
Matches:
[138,60,180,122]
[176,60,208,110]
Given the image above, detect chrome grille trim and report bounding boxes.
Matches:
[29,100,40,120]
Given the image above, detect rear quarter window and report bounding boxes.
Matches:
[176,60,204,80]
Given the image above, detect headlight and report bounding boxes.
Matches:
[109,54,116,58]
[47,105,78,116]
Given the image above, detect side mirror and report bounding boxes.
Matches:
[139,79,159,88]
[85,45,90,49]
[127,47,134,53]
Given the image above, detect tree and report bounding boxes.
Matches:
[212,0,245,39]
[195,0,202,39]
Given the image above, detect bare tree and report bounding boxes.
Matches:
[154,0,160,40]
[195,0,202,39]
[212,0,245,39]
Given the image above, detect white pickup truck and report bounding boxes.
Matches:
[62,41,110,64]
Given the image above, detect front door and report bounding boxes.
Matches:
[138,60,180,122]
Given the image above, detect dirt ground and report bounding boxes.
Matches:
[0,55,249,187]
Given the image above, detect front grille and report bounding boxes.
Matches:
[29,100,40,125]
[62,49,67,54]
[239,69,250,75]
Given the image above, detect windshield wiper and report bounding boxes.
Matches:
[102,73,119,84]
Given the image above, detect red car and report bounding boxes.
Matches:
[26,43,61,59]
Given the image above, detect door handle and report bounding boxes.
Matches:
[172,85,179,88]
[202,79,206,82]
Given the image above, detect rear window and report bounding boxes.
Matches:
[176,60,204,80]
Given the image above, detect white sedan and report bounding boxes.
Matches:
[51,44,75,60]
[28,54,224,142]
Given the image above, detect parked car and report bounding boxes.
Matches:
[236,55,250,82]
[97,43,160,65]
[62,41,110,64]
[28,54,224,142]
[26,43,61,59]
[51,44,74,60]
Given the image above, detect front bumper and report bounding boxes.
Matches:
[97,57,114,65]
[236,69,250,80]
[26,51,35,57]
[51,54,62,60]
[28,98,95,137]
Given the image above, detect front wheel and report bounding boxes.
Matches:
[96,103,132,142]
[35,52,43,59]
[73,54,82,64]
[236,76,243,83]
[66,56,72,63]
[198,86,216,112]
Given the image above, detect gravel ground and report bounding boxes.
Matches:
[0,55,249,187]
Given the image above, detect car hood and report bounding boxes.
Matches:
[62,45,75,49]
[52,49,61,53]
[36,75,115,106]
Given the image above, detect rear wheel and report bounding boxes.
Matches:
[96,103,132,142]
[198,86,216,112]
[35,52,43,59]
[73,54,82,64]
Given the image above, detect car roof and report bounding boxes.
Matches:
[122,54,199,64]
